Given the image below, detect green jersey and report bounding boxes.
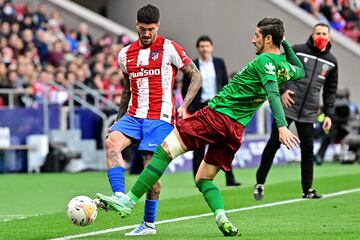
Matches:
[208,52,304,127]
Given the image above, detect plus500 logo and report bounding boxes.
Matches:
[129,68,161,79]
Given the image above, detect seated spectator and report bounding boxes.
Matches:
[1,2,16,23]
[340,0,359,22]
[31,70,56,104]
[20,13,35,32]
[32,3,48,30]
[65,29,78,54]
[76,22,93,47]
[103,71,123,105]
[47,40,64,67]
[34,29,49,66]
[1,21,11,39]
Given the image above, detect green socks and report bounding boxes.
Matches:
[196,179,225,215]
[127,146,172,202]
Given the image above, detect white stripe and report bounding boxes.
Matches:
[134,48,151,118]
[317,58,335,67]
[160,41,174,123]
[50,187,360,240]
[296,52,317,60]
[134,77,149,118]
[296,52,335,67]
[118,45,130,74]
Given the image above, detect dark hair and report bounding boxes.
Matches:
[196,35,213,48]
[313,23,330,33]
[257,18,284,48]
[137,4,160,24]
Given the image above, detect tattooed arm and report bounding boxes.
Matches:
[115,73,131,121]
[179,61,202,118]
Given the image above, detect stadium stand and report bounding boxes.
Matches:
[293,0,360,43]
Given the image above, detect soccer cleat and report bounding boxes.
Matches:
[94,198,109,211]
[216,215,241,237]
[302,189,322,199]
[125,221,156,236]
[253,184,264,200]
[96,192,135,218]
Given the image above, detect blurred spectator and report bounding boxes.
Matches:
[340,0,359,22]
[1,2,16,23]
[1,21,11,38]
[103,70,122,105]
[32,3,48,30]
[48,40,64,67]
[34,29,49,66]
[32,70,56,103]
[76,22,92,47]
[65,29,78,54]
[20,14,35,32]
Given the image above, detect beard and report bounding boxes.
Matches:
[138,33,155,47]
[255,44,264,55]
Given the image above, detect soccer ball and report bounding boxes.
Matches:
[66,196,97,226]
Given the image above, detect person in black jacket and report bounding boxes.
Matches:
[254,23,338,200]
[182,35,241,186]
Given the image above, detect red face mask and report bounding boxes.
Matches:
[313,36,329,50]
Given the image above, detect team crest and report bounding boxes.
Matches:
[319,63,329,79]
[151,50,160,61]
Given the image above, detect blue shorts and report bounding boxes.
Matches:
[110,115,174,152]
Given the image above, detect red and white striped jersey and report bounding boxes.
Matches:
[118,35,191,124]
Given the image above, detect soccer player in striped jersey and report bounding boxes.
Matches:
[97,4,202,236]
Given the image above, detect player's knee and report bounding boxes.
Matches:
[105,133,128,152]
[104,137,118,152]
[163,131,186,158]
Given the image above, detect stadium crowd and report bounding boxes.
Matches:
[294,0,360,42]
[0,1,131,107]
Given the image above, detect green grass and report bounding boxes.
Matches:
[1,163,360,239]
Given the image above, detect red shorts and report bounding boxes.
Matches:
[177,106,244,171]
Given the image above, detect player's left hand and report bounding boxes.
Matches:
[177,104,188,119]
[322,116,332,133]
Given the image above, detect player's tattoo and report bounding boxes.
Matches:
[182,61,202,108]
[116,74,131,121]
[143,153,161,200]
[107,150,122,168]
[147,181,161,200]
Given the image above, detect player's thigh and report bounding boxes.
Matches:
[139,119,174,152]
[204,142,238,173]
[107,115,142,150]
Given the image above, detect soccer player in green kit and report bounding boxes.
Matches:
[97,18,304,237]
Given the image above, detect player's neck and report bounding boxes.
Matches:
[262,45,280,54]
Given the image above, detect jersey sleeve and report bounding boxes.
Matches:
[255,55,278,86]
[168,40,191,70]
[288,63,305,81]
[117,47,128,74]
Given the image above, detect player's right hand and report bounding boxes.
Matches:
[278,126,300,150]
[281,90,295,108]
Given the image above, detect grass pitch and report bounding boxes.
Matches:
[1,163,360,239]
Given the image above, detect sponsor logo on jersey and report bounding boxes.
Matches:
[265,62,276,75]
[129,68,161,79]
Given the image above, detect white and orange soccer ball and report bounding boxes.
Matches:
[66,196,97,226]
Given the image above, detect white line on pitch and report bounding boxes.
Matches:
[49,188,360,240]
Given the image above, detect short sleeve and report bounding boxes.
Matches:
[168,40,191,70]
[255,55,277,86]
[117,47,128,74]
